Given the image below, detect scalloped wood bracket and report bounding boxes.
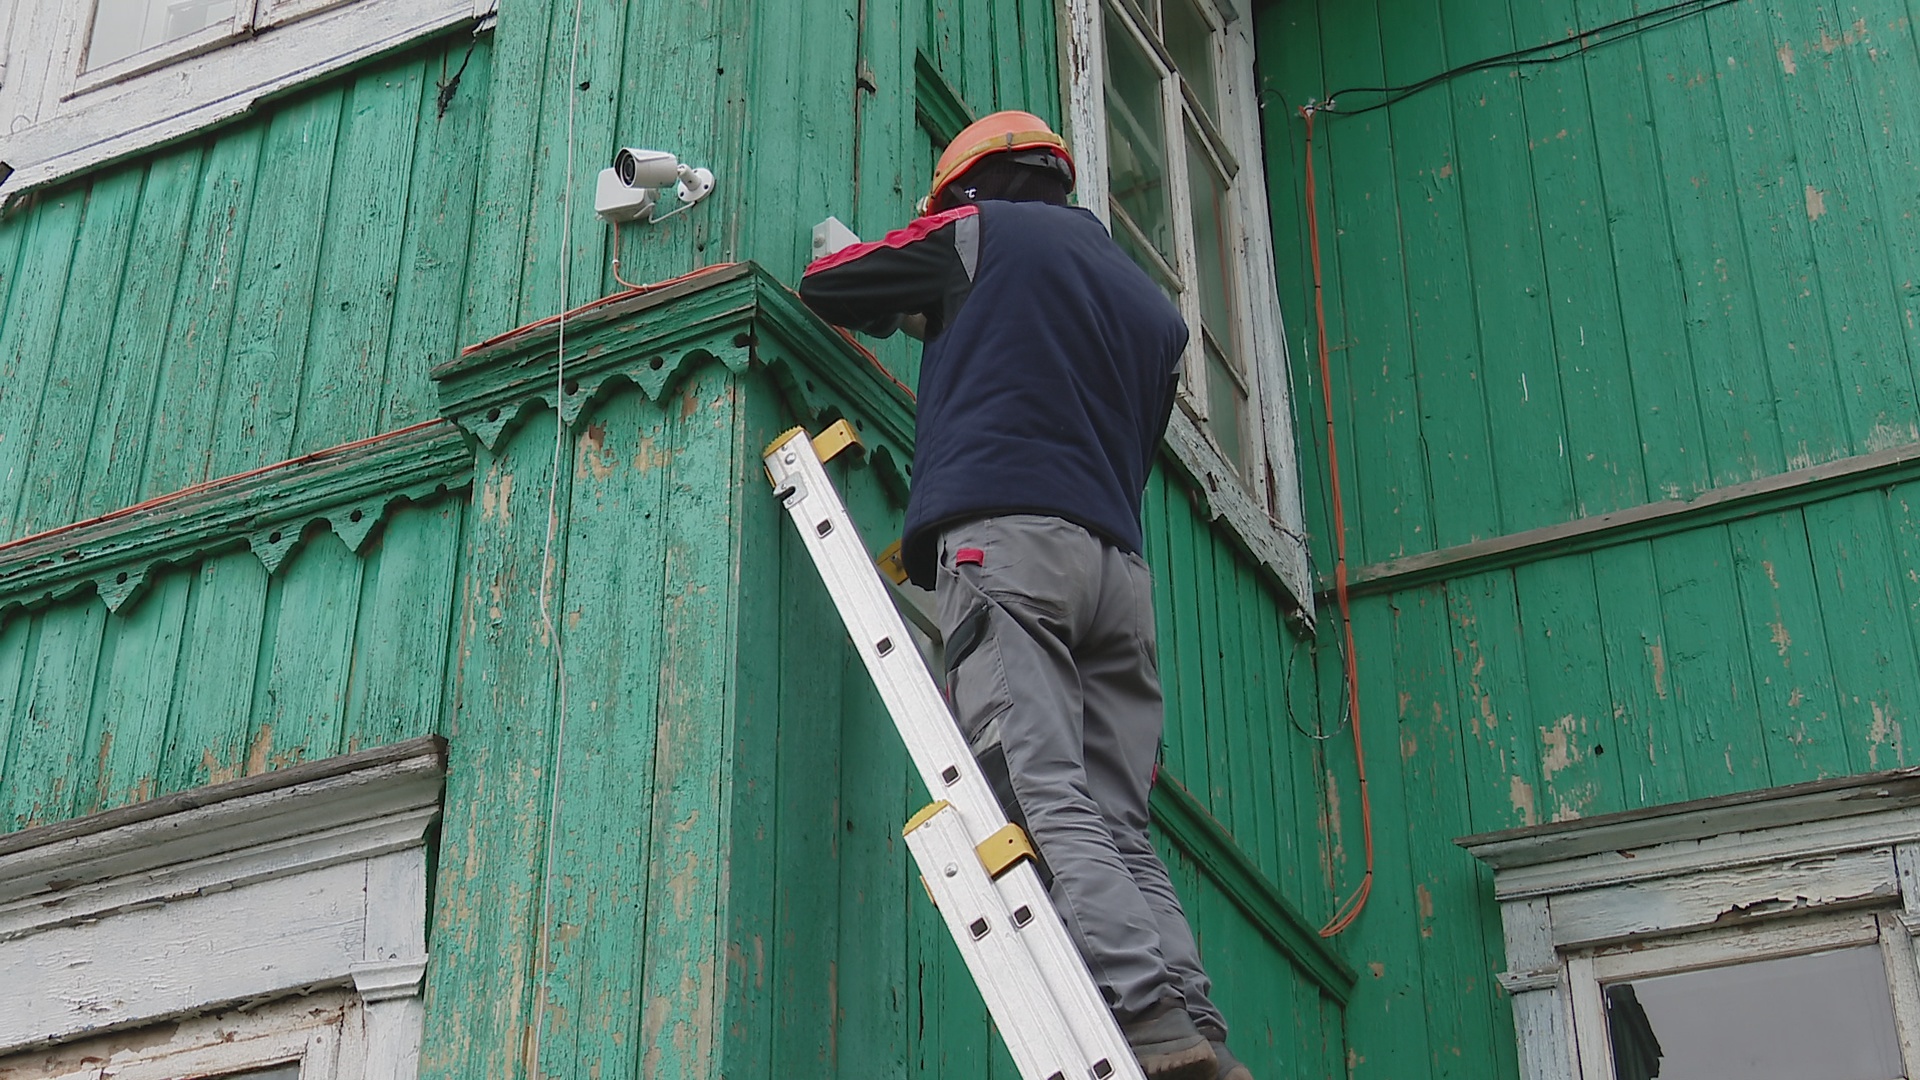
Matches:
[434,261,918,504]
[0,422,474,619]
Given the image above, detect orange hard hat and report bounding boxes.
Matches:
[927,110,1076,210]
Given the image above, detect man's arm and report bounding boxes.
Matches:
[800,206,979,338]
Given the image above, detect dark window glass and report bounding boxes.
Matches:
[1605,945,1904,1080]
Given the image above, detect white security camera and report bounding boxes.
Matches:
[595,167,656,222]
[613,147,681,188]
[597,147,717,224]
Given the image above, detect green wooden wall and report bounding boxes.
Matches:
[0,0,1357,1073]
[0,36,491,535]
[415,263,1352,1078]
[1254,0,1920,1076]
[0,501,464,830]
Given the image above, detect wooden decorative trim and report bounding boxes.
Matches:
[914,50,974,143]
[1467,765,1920,1078]
[444,262,1314,611]
[0,737,443,1052]
[1161,411,1314,622]
[1150,772,1357,1002]
[0,422,471,618]
[0,735,446,859]
[1496,968,1562,994]
[435,260,918,502]
[1459,764,1920,872]
[0,736,446,917]
[1337,441,1920,599]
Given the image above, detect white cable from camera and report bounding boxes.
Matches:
[527,0,584,1071]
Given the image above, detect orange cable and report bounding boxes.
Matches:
[1302,105,1374,938]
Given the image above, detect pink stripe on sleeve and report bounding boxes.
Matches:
[803,205,980,276]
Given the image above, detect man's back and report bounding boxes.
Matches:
[802,199,1187,585]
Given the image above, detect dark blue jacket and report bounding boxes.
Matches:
[800,200,1187,587]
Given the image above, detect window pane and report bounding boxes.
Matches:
[88,0,236,70]
[1113,216,1178,304]
[1205,336,1247,474]
[1162,0,1216,120]
[224,1067,303,1080]
[1185,128,1237,369]
[1120,0,1159,31]
[1604,945,1904,1080]
[1104,7,1175,265]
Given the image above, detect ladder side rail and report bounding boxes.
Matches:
[908,803,1092,1080]
[764,429,1148,1080]
[990,863,1144,1077]
[765,433,1006,828]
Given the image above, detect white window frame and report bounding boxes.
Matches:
[9,991,362,1080]
[0,0,485,203]
[1060,0,1314,613]
[0,739,442,1076]
[1462,766,1920,1080]
[1566,912,1920,1079]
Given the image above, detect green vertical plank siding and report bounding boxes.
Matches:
[253,531,365,763]
[0,602,108,828]
[1263,3,1920,1071]
[1806,491,1920,769]
[161,553,273,791]
[1506,0,1641,518]
[422,415,568,1080]
[1392,585,1504,1079]
[1434,0,1574,533]
[212,90,346,476]
[1379,0,1500,553]
[87,574,194,811]
[0,508,466,823]
[12,170,143,539]
[344,501,467,750]
[635,368,740,1080]
[140,129,267,498]
[1726,513,1850,782]
[292,60,429,449]
[1589,541,1693,810]
[0,0,1362,1072]
[534,392,673,1080]
[381,43,492,432]
[0,195,85,540]
[0,36,488,536]
[1511,560,1624,823]
[1262,0,1920,564]
[75,149,205,520]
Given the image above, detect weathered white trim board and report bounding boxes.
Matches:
[0,0,484,202]
[0,990,363,1080]
[0,737,443,1063]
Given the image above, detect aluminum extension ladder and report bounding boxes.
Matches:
[764,424,1146,1080]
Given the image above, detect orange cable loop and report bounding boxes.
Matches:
[1301,105,1374,938]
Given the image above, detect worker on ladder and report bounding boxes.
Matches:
[800,111,1253,1080]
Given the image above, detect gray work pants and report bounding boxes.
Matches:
[935,514,1225,1034]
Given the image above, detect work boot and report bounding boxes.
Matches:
[1206,1037,1253,1080]
[1122,1003,1217,1080]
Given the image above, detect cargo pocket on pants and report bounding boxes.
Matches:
[945,594,1013,748]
